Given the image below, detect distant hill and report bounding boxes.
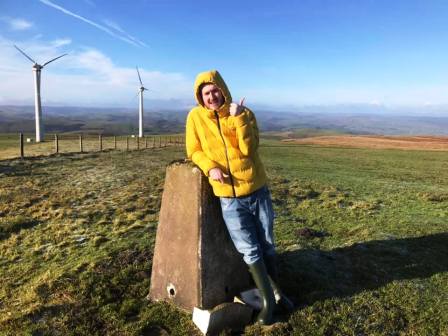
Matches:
[0,106,187,135]
[1,105,448,135]
[263,111,448,135]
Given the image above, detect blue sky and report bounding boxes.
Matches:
[1,0,448,109]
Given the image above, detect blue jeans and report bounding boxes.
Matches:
[219,185,276,265]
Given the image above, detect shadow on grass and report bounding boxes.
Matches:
[279,232,448,305]
[0,161,29,177]
[1,302,107,335]
[0,217,41,240]
[0,153,94,176]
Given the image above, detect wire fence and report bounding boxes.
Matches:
[0,133,184,160]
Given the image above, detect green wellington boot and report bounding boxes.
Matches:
[248,259,276,325]
[264,254,295,313]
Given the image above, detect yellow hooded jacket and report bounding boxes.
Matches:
[186,70,267,197]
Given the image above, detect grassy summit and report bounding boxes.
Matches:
[0,140,447,335]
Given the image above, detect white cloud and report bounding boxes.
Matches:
[0,36,191,107]
[38,0,147,47]
[51,38,72,48]
[1,17,33,31]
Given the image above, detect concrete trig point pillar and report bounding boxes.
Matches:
[149,160,251,311]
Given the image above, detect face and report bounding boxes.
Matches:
[201,84,224,110]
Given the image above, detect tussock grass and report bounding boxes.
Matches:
[255,145,448,335]
[0,142,447,335]
[0,148,198,335]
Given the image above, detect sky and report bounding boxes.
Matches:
[1,0,448,109]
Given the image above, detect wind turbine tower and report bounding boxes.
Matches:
[136,67,148,138]
[14,45,67,142]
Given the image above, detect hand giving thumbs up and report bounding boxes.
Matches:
[229,97,246,116]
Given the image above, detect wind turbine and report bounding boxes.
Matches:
[14,45,67,142]
[136,66,148,138]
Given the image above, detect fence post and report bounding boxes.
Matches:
[54,134,59,154]
[99,134,103,151]
[19,133,24,159]
[145,136,148,149]
[159,136,162,148]
[137,136,140,150]
[153,137,156,148]
[114,136,117,150]
[126,136,129,151]
[79,134,83,153]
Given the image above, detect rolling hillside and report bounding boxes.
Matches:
[2,105,448,136]
[1,141,447,335]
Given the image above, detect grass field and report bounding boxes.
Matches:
[0,140,447,335]
[0,134,183,160]
[287,135,448,151]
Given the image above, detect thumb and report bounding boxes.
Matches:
[239,97,245,106]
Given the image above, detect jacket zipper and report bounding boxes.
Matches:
[214,111,236,197]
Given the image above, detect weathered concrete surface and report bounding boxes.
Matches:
[149,160,251,311]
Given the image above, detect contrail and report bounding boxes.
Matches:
[103,19,147,48]
[38,0,145,47]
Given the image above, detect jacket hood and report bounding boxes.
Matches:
[194,70,232,113]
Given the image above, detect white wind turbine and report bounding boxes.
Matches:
[14,45,67,142]
[136,66,148,138]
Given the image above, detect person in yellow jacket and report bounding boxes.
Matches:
[186,70,293,324]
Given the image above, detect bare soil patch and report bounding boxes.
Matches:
[285,135,448,151]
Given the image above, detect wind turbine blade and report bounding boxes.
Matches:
[136,66,143,86]
[42,53,67,67]
[14,45,36,64]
